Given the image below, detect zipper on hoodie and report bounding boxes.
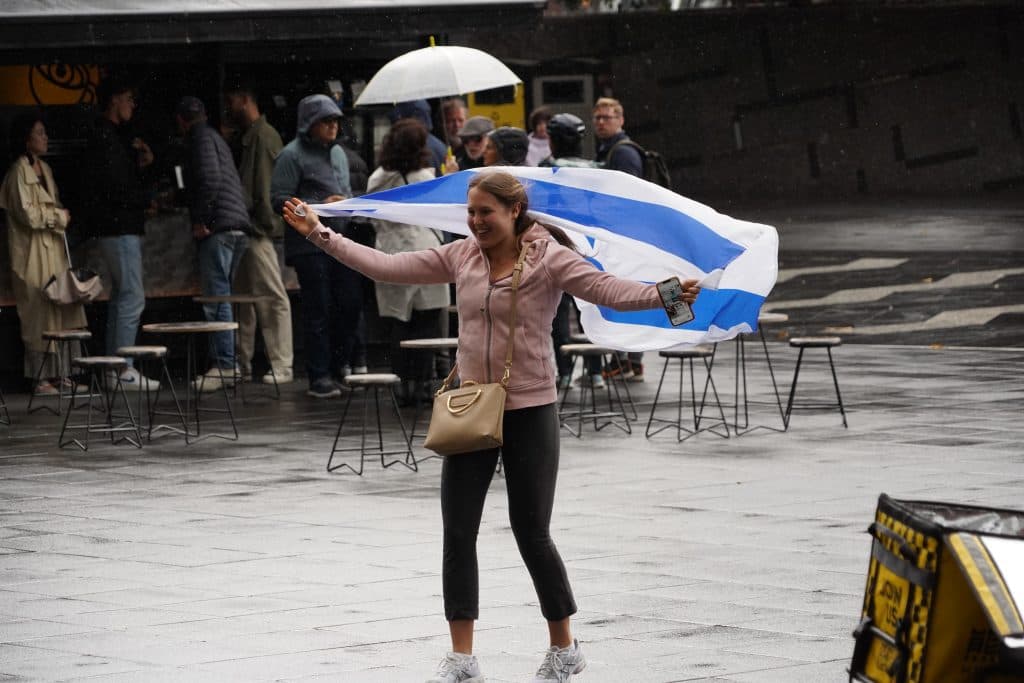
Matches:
[482,283,494,383]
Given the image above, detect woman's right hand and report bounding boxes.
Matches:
[282,198,320,238]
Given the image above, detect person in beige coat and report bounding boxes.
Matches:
[366,119,450,404]
[0,112,87,391]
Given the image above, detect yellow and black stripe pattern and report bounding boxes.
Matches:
[947,532,1024,639]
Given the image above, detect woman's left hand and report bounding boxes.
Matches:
[680,278,701,304]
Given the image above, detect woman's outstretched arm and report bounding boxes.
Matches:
[283,198,454,285]
[541,240,700,311]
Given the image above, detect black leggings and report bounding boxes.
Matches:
[440,403,577,622]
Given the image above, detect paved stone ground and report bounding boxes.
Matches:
[2,341,1022,682]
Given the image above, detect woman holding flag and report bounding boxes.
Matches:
[283,171,700,683]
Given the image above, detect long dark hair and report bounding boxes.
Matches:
[468,171,578,252]
[8,110,45,164]
[379,119,432,175]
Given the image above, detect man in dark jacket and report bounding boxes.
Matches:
[270,94,366,399]
[176,96,252,390]
[79,76,159,391]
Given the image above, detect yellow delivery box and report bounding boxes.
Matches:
[851,493,1024,682]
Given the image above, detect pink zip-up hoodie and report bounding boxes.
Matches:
[308,222,660,409]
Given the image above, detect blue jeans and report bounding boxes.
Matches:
[97,235,145,367]
[291,251,366,385]
[197,231,249,369]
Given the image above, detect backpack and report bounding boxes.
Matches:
[607,139,672,190]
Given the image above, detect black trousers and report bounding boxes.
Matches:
[440,403,577,622]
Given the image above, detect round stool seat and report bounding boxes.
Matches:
[758,312,789,324]
[72,355,128,368]
[790,336,841,348]
[399,337,459,350]
[343,373,401,387]
[116,345,168,358]
[193,294,270,305]
[559,343,614,356]
[659,345,715,359]
[143,321,238,334]
[43,329,92,341]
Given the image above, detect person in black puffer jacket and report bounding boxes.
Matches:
[176,96,252,389]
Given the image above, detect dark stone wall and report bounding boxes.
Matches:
[462,5,1024,199]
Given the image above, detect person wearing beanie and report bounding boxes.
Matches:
[482,126,529,167]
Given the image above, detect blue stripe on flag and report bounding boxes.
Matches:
[596,288,765,331]
[355,173,745,273]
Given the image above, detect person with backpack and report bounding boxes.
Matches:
[593,97,647,382]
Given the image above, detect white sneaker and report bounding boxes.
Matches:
[111,367,159,392]
[426,651,484,683]
[262,367,294,385]
[532,640,586,682]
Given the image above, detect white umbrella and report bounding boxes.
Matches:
[354,44,522,107]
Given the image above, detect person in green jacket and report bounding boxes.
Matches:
[226,85,294,385]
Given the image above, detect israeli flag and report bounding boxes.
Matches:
[312,167,778,351]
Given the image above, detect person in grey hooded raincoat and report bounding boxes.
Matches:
[270,94,367,398]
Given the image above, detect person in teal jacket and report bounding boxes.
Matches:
[270,94,366,398]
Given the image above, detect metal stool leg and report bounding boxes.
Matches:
[827,347,848,428]
[784,347,806,429]
[328,388,362,475]
[759,328,788,431]
[645,356,672,438]
[379,386,417,471]
[28,337,58,415]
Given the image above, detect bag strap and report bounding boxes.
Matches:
[61,231,73,269]
[438,243,530,392]
[499,243,530,387]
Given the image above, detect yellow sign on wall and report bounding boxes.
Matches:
[0,65,99,106]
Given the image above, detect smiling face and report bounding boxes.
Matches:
[466,185,519,254]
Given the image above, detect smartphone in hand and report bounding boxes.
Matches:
[656,276,695,326]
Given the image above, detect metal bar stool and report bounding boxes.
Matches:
[328,373,417,476]
[646,346,730,441]
[58,356,142,450]
[728,311,789,435]
[557,343,634,437]
[142,321,240,443]
[28,329,92,415]
[116,345,187,442]
[192,294,279,402]
[784,336,848,428]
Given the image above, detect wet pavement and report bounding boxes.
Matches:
[1,199,1022,682]
[732,198,1024,347]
